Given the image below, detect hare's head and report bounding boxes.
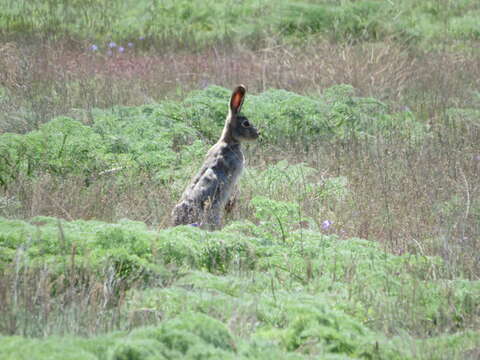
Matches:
[223,85,259,143]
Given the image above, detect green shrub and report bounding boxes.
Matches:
[108,338,167,360]
[0,85,428,188]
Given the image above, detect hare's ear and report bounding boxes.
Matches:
[230,85,246,114]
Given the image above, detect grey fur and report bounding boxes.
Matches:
[172,85,259,229]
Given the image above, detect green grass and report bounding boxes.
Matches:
[1,0,480,49]
[1,215,479,358]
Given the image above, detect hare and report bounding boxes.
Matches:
[172,85,259,229]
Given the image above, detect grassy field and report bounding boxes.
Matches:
[0,0,480,359]
[1,217,479,359]
[2,0,480,48]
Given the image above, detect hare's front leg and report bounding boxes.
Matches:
[200,200,222,230]
[195,171,224,230]
[224,185,239,214]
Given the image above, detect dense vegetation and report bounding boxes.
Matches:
[0,0,479,359]
[1,216,479,359]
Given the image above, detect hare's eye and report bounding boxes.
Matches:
[242,120,250,128]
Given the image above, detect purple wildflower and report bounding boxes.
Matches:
[322,220,332,230]
[127,42,134,48]
[118,46,125,53]
[108,41,117,48]
[89,44,98,51]
[190,223,199,227]
[139,36,145,41]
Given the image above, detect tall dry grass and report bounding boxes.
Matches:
[2,40,479,133]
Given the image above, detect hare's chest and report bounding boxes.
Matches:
[224,148,244,182]
[215,148,244,202]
